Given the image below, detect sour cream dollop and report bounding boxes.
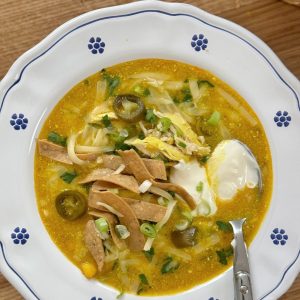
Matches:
[170,160,217,216]
[206,139,260,200]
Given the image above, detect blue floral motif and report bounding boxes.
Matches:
[10,113,28,130]
[191,34,208,52]
[271,228,288,246]
[88,37,105,54]
[208,298,219,300]
[90,297,102,300]
[11,227,30,245]
[274,111,291,127]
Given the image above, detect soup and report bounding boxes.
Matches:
[35,59,272,296]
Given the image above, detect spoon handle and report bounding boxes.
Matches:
[229,219,254,300]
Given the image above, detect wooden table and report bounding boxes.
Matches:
[0,0,299,299]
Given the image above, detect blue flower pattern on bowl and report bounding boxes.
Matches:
[208,298,219,300]
[88,37,105,54]
[274,111,291,127]
[90,297,102,300]
[11,227,30,245]
[10,113,28,130]
[191,34,208,52]
[271,228,288,246]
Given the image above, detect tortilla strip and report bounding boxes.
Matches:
[118,149,154,183]
[123,198,167,222]
[78,169,139,194]
[84,220,105,272]
[38,139,98,164]
[88,211,126,250]
[89,191,145,251]
[151,180,197,210]
[91,181,119,191]
[102,154,167,180]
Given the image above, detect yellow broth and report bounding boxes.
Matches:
[34,59,272,295]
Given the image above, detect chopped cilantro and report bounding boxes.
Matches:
[159,117,172,132]
[161,257,179,274]
[60,171,77,184]
[216,247,233,265]
[102,115,112,128]
[145,109,158,124]
[178,141,186,148]
[47,131,67,147]
[144,247,155,262]
[216,221,233,233]
[103,72,120,96]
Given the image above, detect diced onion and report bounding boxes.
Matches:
[96,201,124,217]
[67,133,86,165]
[96,80,107,101]
[113,164,125,175]
[189,79,200,101]
[115,225,130,239]
[157,196,168,206]
[139,180,153,193]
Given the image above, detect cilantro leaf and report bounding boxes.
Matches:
[102,115,112,128]
[144,247,155,262]
[47,131,67,147]
[216,247,233,265]
[145,109,158,124]
[60,171,77,184]
[216,221,233,233]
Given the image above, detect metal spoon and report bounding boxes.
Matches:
[229,218,253,300]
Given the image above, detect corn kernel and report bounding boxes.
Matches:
[81,262,97,278]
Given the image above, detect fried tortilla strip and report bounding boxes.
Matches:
[89,191,145,251]
[102,154,167,180]
[84,220,105,272]
[88,211,126,250]
[118,149,154,183]
[79,169,139,194]
[151,181,197,210]
[123,198,167,222]
[38,139,98,164]
[91,181,118,191]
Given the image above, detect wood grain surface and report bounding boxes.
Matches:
[0,0,299,299]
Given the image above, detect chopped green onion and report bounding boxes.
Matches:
[199,156,209,164]
[102,115,112,128]
[115,225,130,239]
[144,247,155,262]
[60,171,77,184]
[159,117,172,132]
[178,141,186,148]
[181,210,193,222]
[196,181,204,192]
[47,131,67,147]
[140,223,157,238]
[216,221,233,232]
[182,87,192,102]
[95,218,109,233]
[145,109,158,124]
[207,111,221,126]
[161,257,179,274]
[175,219,189,231]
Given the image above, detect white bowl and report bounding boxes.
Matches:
[0,1,299,299]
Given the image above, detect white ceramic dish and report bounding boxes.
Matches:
[0,1,299,300]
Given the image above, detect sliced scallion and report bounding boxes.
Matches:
[207,111,221,126]
[140,223,157,238]
[115,224,130,239]
[95,218,109,233]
